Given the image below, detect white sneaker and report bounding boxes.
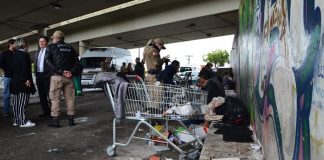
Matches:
[19,121,36,128]
[13,123,18,126]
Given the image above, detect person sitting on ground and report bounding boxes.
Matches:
[197,70,226,127]
[198,62,213,79]
[198,71,225,107]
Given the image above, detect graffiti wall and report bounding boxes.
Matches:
[233,0,324,159]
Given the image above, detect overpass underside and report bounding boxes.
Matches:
[0,0,239,55]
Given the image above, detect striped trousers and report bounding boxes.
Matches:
[12,92,30,125]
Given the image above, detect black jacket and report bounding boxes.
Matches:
[45,41,79,76]
[134,62,145,79]
[10,50,36,94]
[158,64,177,85]
[34,48,51,77]
[0,50,13,77]
[205,80,225,104]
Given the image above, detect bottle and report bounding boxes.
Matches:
[136,111,141,118]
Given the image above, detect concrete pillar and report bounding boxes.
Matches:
[38,28,47,36]
[79,40,88,57]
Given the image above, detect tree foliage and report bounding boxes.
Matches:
[203,49,229,67]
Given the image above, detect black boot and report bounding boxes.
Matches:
[48,117,60,127]
[68,115,75,126]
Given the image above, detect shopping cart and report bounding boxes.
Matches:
[103,75,207,159]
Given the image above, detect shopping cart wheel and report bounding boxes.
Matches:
[179,154,186,160]
[106,146,116,156]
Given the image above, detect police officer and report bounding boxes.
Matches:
[142,38,169,84]
[45,30,79,127]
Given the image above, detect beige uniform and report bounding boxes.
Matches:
[143,46,162,83]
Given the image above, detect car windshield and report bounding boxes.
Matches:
[80,57,112,68]
[179,67,192,72]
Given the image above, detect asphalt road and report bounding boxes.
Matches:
[0,92,160,160]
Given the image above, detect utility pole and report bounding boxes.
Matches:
[185,55,193,64]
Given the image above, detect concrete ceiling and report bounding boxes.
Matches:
[0,0,132,40]
[83,11,238,49]
[0,0,238,51]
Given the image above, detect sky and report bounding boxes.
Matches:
[129,34,234,68]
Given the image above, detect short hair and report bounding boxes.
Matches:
[200,69,212,80]
[14,38,27,50]
[39,35,49,43]
[171,60,180,67]
[7,39,15,48]
[206,63,213,68]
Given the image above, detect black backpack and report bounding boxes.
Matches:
[221,97,250,126]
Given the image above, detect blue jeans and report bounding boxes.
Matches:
[3,77,11,114]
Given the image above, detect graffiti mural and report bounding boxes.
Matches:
[234,0,324,159]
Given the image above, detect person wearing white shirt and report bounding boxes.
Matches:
[34,36,51,117]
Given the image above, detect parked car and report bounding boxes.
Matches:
[179,65,199,73]
[176,70,200,85]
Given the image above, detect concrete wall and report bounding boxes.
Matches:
[232,0,324,159]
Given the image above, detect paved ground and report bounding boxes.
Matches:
[0,90,263,160]
[0,92,162,160]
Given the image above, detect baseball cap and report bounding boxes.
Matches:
[51,30,64,38]
[153,38,166,49]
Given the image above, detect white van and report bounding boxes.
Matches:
[80,47,132,88]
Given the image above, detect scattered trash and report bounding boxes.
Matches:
[74,117,89,123]
[189,124,208,140]
[251,144,262,150]
[177,130,195,143]
[153,145,169,152]
[136,111,141,118]
[48,148,62,153]
[165,103,195,115]
[153,124,163,133]
[148,140,155,147]
[187,149,199,159]
[149,154,160,160]
[16,132,36,138]
[212,158,240,160]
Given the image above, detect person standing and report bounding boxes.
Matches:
[34,36,51,117]
[134,57,145,80]
[125,62,133,75]
[143,38,169,84]
[0,39,15,117]
[120,62,127,73]
[10,38,36,127]
[46,30,79,127]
